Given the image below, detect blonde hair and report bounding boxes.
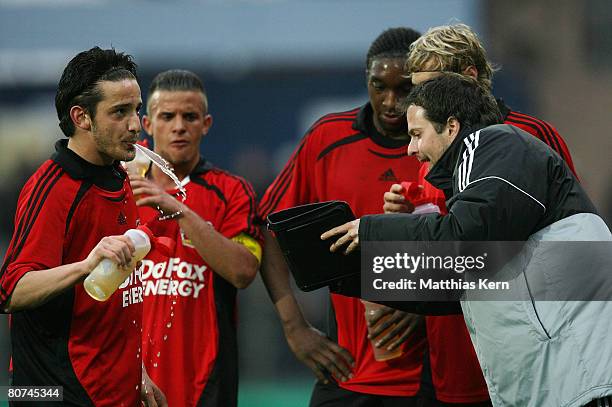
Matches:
[407,24,497,91]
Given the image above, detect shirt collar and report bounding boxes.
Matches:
[189,156,215,176]
[425,125,483,191]
[496,98,511,122]
[353,103,409,149]
[51,139,126,191]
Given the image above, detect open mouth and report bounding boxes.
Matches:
[123,141,137,151]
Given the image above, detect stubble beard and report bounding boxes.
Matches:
[91,122,135,164]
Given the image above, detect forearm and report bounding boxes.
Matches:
[261,230,309,330]
[177,206,258,289]
[4,260,90,312]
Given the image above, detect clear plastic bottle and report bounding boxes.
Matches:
[124,145,151,177]
[84,229,151,302]
[412,202,441,215]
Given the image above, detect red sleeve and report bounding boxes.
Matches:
[0,164,68,305]
[220,175,262,243]
[258,133,318,220]
[504,111,577,178]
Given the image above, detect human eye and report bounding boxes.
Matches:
[372,82,384,91]
[184,113,199,122]
[113,107,127,117]
[160,112,173,121]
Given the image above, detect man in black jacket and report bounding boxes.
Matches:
[322,72,595,255]
[321,73,612,407]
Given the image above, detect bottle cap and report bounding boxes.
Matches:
[137,225,175,256]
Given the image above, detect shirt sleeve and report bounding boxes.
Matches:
[0,171,67,306]
[258,133,318,220]
[220,175,262,244]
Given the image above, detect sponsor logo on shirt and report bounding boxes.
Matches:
[117,211,128,225]
[118,266,144,308]
[378,168,399,182]
[140,258,207,299]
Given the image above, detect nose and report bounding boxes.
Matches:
[382,90,397,109]
[172,116,186,133]
[407,137,418,156]
[128,112,141,133]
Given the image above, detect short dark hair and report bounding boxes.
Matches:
[55,47,138,137]
[146,69,208,115]
[366,27,421,70]
[405,73,502,132]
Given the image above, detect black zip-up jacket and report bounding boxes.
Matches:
[362,123,596,241]
[344,123,599,314]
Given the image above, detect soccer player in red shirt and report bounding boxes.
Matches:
[0,47,165,407]
[130,70,261,407]
[382,24,577,407]
[259,28,428,406]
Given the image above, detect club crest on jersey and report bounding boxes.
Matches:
[180,228,194,248]
[180,221,214,248]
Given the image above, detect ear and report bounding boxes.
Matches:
[446,116,461,141]
[202,114,213,137]
[142,115,153,136]
[70,106,91,132]
[462,65,479,80]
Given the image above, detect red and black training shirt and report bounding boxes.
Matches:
[259,104,427,397]
[0,140,143,406]
[140,158,261,407]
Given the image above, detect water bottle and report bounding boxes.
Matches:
[84,229,151,302]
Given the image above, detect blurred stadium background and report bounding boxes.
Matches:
[1,0,611,405]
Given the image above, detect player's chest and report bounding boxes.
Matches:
[313,149,421,215]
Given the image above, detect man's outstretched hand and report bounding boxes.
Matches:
[321,219,361,254]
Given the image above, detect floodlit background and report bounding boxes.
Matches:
[1,1,611,405]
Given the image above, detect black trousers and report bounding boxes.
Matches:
[584,396,612,407]
[309,380,419,407]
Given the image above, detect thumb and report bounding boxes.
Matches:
[390,183,405,194]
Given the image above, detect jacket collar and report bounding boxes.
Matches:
[353,103,409,149]
[425,125,483,191]
[496,98,511,122]
[51,139,126,191]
